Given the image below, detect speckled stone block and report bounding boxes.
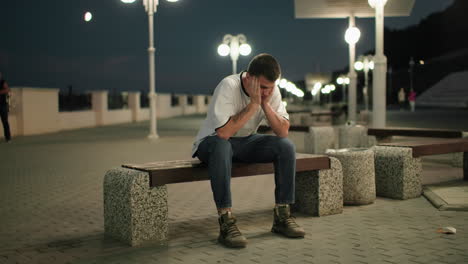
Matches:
[289,113,302,126]
[304,126,335,154]
[338,125,368,148]
[104,167,168,246]
[464,152,468,181]
[451,132,467,168]
[293,157,343,216]
[366,135,377,148]
[373,146,423,199]
[358,110,370,125]
[326,148,376,205]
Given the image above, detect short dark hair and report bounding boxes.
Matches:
[247,53,281,82]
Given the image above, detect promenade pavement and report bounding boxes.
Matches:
[0,109,467,264]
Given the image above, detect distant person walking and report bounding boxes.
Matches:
[408,90,416,112]
[0,73,11,142]
[398,88,406,111]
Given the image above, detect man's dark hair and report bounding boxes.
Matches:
[247,53,281,82]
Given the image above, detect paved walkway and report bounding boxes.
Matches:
[0,111,467,264]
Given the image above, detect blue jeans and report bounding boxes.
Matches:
[196,134,296,209]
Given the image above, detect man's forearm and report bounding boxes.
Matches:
[262,103,289,138]
[216,102,260,139]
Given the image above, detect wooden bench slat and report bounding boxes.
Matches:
[258,125,310,133]
[379,139,468,157]
[122,154,330,187]
[368,127,463,138]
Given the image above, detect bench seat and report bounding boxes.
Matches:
[104,153,343,246]
[368,127,465,139]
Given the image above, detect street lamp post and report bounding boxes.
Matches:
[121,0,179,139]
[369,0,388,128]
[354,55,374,111]
[217,34,252,75]
[344,14,360,123]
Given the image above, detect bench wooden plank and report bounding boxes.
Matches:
[258,125,309,133]
[379,139,468,157]
[123,154,330,187]
[368,127,463,138]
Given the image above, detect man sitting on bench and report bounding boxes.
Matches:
[192,53,305,248]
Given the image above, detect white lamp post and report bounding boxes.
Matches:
[344,14,360,123]
[336,75,350,104]
[369,0,388,128]
[354,55,374,111]
[217,34,251,75]
[121,0,179,139]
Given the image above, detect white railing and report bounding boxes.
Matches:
[8,87,211,136]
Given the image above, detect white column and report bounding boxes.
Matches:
[372,3,387,128]
[92,90,108,126]
[180,95,188,115]
[128,91,141,122]
[147,0,159,139]
[348,15,357,123]
[195,95,204,113]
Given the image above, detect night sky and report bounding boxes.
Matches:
[0,0,453,95]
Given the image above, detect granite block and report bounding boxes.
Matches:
[104,167,168,246]
[464,152,467,181]
[338,125,368,148]
[293,157,343,216]
[450,132,467,168]
[327,148,376,205]
[304,126,335,154]
[366,135,377,148]
[373,146,423,199]
[451,153,463,168]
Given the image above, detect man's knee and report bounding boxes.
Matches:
[276,137,296,156]
[210,136,233,156]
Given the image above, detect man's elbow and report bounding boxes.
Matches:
[277,131,288,138]
[216,129,231,140]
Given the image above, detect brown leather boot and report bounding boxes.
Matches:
[271,205,305,238]
[218,212,248,248]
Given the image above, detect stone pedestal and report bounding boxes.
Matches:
[451,132,468,168]
[293,157,343,216]
[327,148,375,205]
[338,125,368,148]
[104,168,168,246]
[373,146,423,199]
[304,126,335,154]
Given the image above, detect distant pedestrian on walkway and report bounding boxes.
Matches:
[192,54,305,248]
[408,90,416,112]
[0,72,11,142]
[398,88,406,110]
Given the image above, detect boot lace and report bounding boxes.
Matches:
[223,221,243,238]
[284,216,300,228]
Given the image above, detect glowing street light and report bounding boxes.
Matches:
[217,34,251,75]
[121,0,180,139]
[84,12,93,22]
[311,82,322,96]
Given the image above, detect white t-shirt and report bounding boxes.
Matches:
[192,72,289,157]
